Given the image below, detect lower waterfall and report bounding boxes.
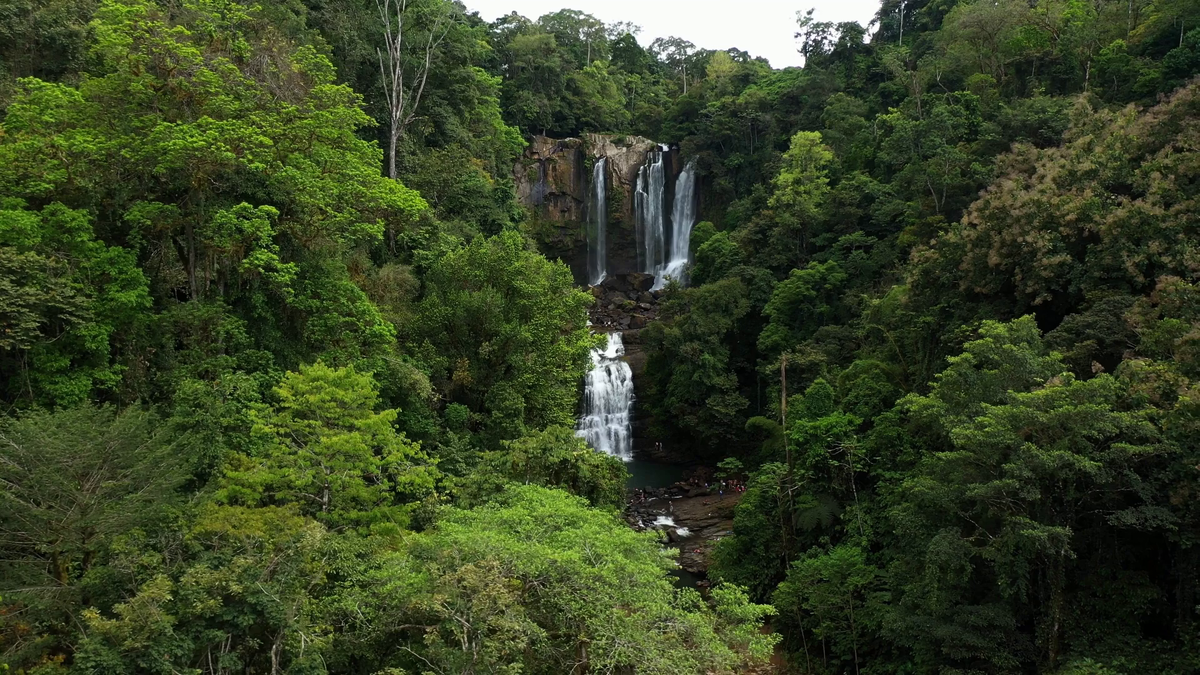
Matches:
[576,332,634,461]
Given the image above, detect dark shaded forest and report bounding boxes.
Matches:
[2,0,1200,672]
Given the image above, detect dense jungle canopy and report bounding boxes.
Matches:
[2,0,1200,672]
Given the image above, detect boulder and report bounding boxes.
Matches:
[601,275,632,294]
[628,273,655,293]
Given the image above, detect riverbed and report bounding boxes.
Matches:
[624,460,741,582]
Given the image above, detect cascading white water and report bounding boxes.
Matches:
[576,332,634,461]
[655,159,698,290]
[635,151,666,277]
[587,158,607,286]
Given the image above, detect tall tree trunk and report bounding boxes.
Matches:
[388,123,400,180]
[377,0,454,180]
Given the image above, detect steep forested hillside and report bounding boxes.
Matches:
[1,0,1199,672]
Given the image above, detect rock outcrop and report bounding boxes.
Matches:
[588,272,659,333]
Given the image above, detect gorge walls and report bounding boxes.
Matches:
[514,133,696,287]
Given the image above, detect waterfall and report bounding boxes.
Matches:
[576,332,634,461]
[635,151,666,278]
[656,159,698,290]
[587,158,607,286]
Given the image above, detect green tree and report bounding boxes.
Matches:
[0,200,150,406]
[411,230,593,445]
[891,318,1167,670]
[220,362,439,531]
[758,260,849,361]
[0,406,184,667]
[74,504,344,674]
[919,82,1200,313]
[463,425,629,509]
[0,0,430,407]
[767,131,834,266]
[642,277,753,451]
[336,485,778,674]
[773,545,881,675]
[537,9,608,68]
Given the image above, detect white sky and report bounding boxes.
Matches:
[463,0,882,69]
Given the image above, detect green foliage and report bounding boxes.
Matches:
[643,277,752,450]
[759,260,848,360]
[890,318,1172,671]
[343,485,778,674]
[716,456,744,479]
[220,362,438,531]
[0,406,184,667]
[0,200,150,406]
[4,0,1200,671]
[75,504,346,674]
[402,145,516,234]
[711,462,794,598]
[0,0,430,409]
[463,425,629,509]
[917,84,1200,311]
[767,131,834,265]
[411,230,593,445]
[773,545,881,673]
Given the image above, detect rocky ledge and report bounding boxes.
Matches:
[589,272,662,331]
[625,469,740,577]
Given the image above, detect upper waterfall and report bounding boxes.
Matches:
[587,157,608,286]
[576,332,634,461]
[655,159,698,290]
[635,150,666,278]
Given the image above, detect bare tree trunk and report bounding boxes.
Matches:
[388,123,400,180]
[1048,555,1066,669]
[782,354,790,477]
[270,630,283,674]
[377,0,454,179]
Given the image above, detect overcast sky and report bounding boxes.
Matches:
[463,0,882,69]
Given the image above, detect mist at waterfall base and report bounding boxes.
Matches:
[576,332,634,461]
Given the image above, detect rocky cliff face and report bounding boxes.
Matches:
[514,133,671,285]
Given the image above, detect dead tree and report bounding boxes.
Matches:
[376,0,454,179]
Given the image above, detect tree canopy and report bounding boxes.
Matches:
[3,0,1200,672]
